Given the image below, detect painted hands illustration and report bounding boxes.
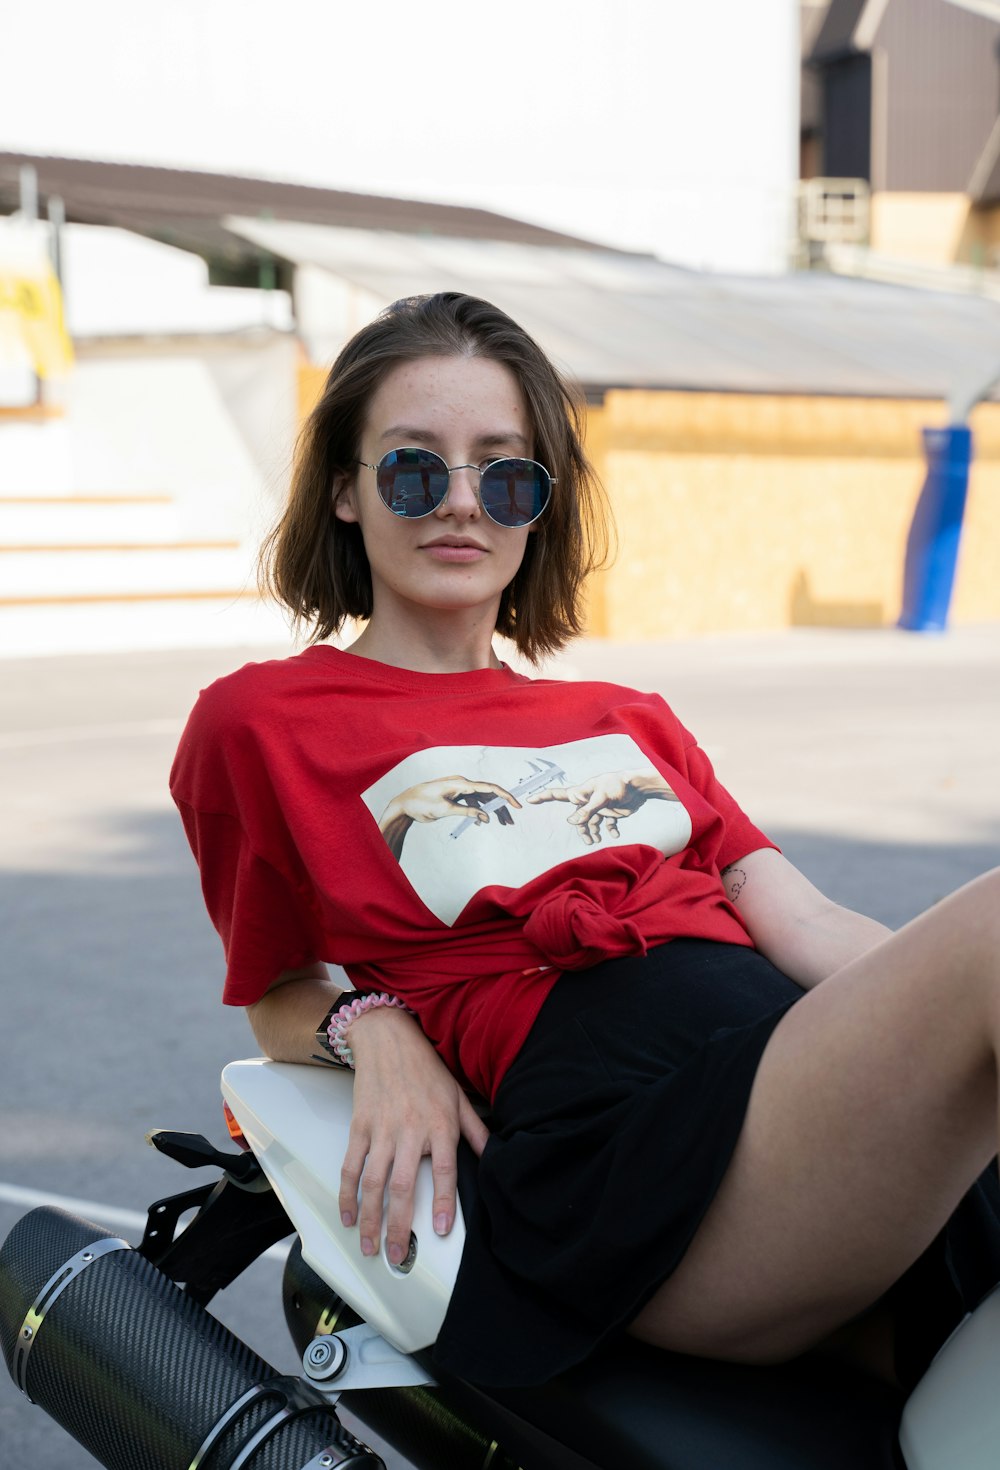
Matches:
[378,775,524,858]
[528,768,679,846]
[378,761,678,856]
[448,758,569,838]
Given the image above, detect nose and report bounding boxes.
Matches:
[434,465,481,521]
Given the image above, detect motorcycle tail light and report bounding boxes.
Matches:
[222,1100,250,1152]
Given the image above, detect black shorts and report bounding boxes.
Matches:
[434,939,1000,1388]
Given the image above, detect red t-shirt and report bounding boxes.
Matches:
[170,646,775,1100]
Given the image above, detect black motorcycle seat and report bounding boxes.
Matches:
[439,1336,905,1470]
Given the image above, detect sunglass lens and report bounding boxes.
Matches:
[479,459,550,527]
[377,449,448,517]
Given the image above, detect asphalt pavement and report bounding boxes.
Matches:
[1,625,998,1468]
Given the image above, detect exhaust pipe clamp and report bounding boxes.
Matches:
[13,1235,131,1401]
[188,1374,347,1470]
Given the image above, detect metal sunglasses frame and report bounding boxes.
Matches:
[356,447,556,528]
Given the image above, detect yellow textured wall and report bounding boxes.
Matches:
[587,392,1000,639]
[869,193,972,264]
[292,362,1000,639]
[983,206,1000,252]
[959,202,1000,266]
[298,362,327,422]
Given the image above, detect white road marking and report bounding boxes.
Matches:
[0,1181,289,1262]
[0,719,184,751]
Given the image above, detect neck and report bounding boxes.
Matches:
[343,608,505,675]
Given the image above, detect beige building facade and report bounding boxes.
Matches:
[300,363,1000,640]
[582,390,1000,638]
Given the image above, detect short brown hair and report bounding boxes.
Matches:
[259,292,612,661]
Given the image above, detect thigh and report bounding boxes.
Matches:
[631,870,1000,1363]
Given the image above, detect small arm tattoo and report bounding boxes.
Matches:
[721,863,748,902]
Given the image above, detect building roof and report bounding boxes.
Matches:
[808,0,874,61]
[0,152,602,277]
[810,0,1000,63]
[4,152,999,408]
[229,217,1000,406]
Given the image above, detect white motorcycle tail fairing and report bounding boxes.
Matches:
[221,1057,464,1354]
[898,1283,1000,1470]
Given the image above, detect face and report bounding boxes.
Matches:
[335,354,536,639]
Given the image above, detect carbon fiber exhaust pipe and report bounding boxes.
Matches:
[283,1239,521,1470]
[0,1207,383,1470]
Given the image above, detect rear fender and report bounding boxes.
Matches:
[221,1058,464,1354]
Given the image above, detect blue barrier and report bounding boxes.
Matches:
[898,425,973,633]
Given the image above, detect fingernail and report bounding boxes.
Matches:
[361,1236,375,1256]
[388,1242,404,1266]
[341,1210,354,1228]
[434,1212,450,1235]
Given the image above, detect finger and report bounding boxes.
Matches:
[428,1139,458,1239]
[338,1128,371,1228]
[384,1144,421,1265]
[605,816,620,839]
[458,1094,490,1157]
[456,780,522,809]
[574,792,614,822]
[475,783,522,809]
[357,1143,393,1256]
[527,787,573,804]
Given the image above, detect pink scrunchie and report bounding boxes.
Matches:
[522,888,648,970]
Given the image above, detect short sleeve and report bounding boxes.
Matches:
[174,801,325,1007]
[682,741,779,870]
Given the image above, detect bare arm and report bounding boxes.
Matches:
[721,847,892,991]
[246,965,488,1267]
[246,962,344,1065]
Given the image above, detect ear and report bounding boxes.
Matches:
[333,470,359,524]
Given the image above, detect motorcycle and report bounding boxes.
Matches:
[1,1055,998,1470]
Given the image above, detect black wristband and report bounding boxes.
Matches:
[314,991,367,1066]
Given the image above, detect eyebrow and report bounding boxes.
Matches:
[377,426,531,453]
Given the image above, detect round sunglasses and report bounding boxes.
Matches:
[357,447,554,529]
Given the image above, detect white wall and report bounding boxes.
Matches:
[2,0,800,275]
[60,226,292,338]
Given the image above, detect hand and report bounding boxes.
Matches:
[337,1006,489,1266]
[528,769,677,846]
[384,775,520,826]
[379,777,521,856]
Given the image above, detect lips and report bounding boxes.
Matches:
[421,537,488,551]
[420,536,489,561]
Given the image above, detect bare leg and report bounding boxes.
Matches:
[630,869,1000,1364]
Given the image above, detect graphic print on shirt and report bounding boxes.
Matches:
[361,734,693,925]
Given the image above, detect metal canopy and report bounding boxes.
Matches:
[227,216,1000,403]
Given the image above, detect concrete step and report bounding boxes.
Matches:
[0,495,181,545]
[0,543,252,600]
[0,419,80,494]
[0,593,294,658]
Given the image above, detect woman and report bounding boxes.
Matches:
[171,291,1000,1390]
